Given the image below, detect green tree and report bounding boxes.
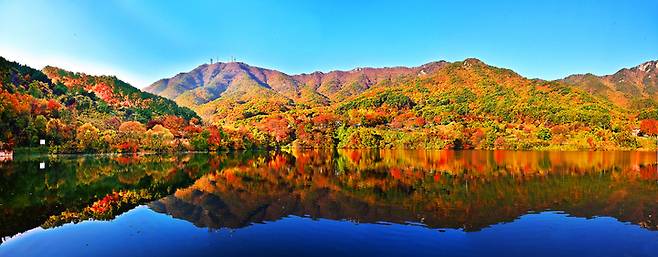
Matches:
[537,128,552,141]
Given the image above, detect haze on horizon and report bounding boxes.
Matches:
[0,0,656,88]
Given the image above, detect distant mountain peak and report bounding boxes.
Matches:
[453,58,483,68]
[463,58,484,65]
[634,60,657,73]
[561,59,658,108]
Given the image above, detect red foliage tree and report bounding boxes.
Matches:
[207,126,222,150]
[46,99,61,112]
[161,115,186,137]
[639,119,658,136]
[257,116,292,143]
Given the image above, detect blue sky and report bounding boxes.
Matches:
[1,0,656,88]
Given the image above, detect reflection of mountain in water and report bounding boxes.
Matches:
[1,150,656,242]
[149,150,658,232]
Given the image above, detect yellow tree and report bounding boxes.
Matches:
[145,124,174,152]
[76,123,100,152]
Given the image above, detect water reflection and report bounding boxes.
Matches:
[0,150,656,243]
[0,152,263,240]
[150,150,657,231]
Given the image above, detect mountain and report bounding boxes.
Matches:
[290,61,448,102]
[148,58,621,127]
[146,62,324,107]
[562,60,658,109]
[144,61,448,122]
[145,58,654,150]
[145,61,448,105]
[333,58,621,132]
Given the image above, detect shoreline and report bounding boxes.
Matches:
[5,147,656,158]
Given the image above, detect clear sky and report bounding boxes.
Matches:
[1,0,656,88]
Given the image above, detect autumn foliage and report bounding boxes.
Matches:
[639,119,658,137]
[2,56,658,152]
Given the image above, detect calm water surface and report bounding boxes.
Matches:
[0,150,657,257]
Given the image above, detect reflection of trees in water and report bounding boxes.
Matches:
[0,150,655,241]
[150,150,658,232]
[0,152,253,240]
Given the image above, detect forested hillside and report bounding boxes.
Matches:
[147,58,658,150]
[0,57,208,152]
[562,60,658,120]
[1,56,657,152]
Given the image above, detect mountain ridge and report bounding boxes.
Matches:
[143,59,464,122]
[145,58,657,123]
[561,60,658,108]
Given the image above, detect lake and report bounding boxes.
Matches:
[0,150,657,257]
